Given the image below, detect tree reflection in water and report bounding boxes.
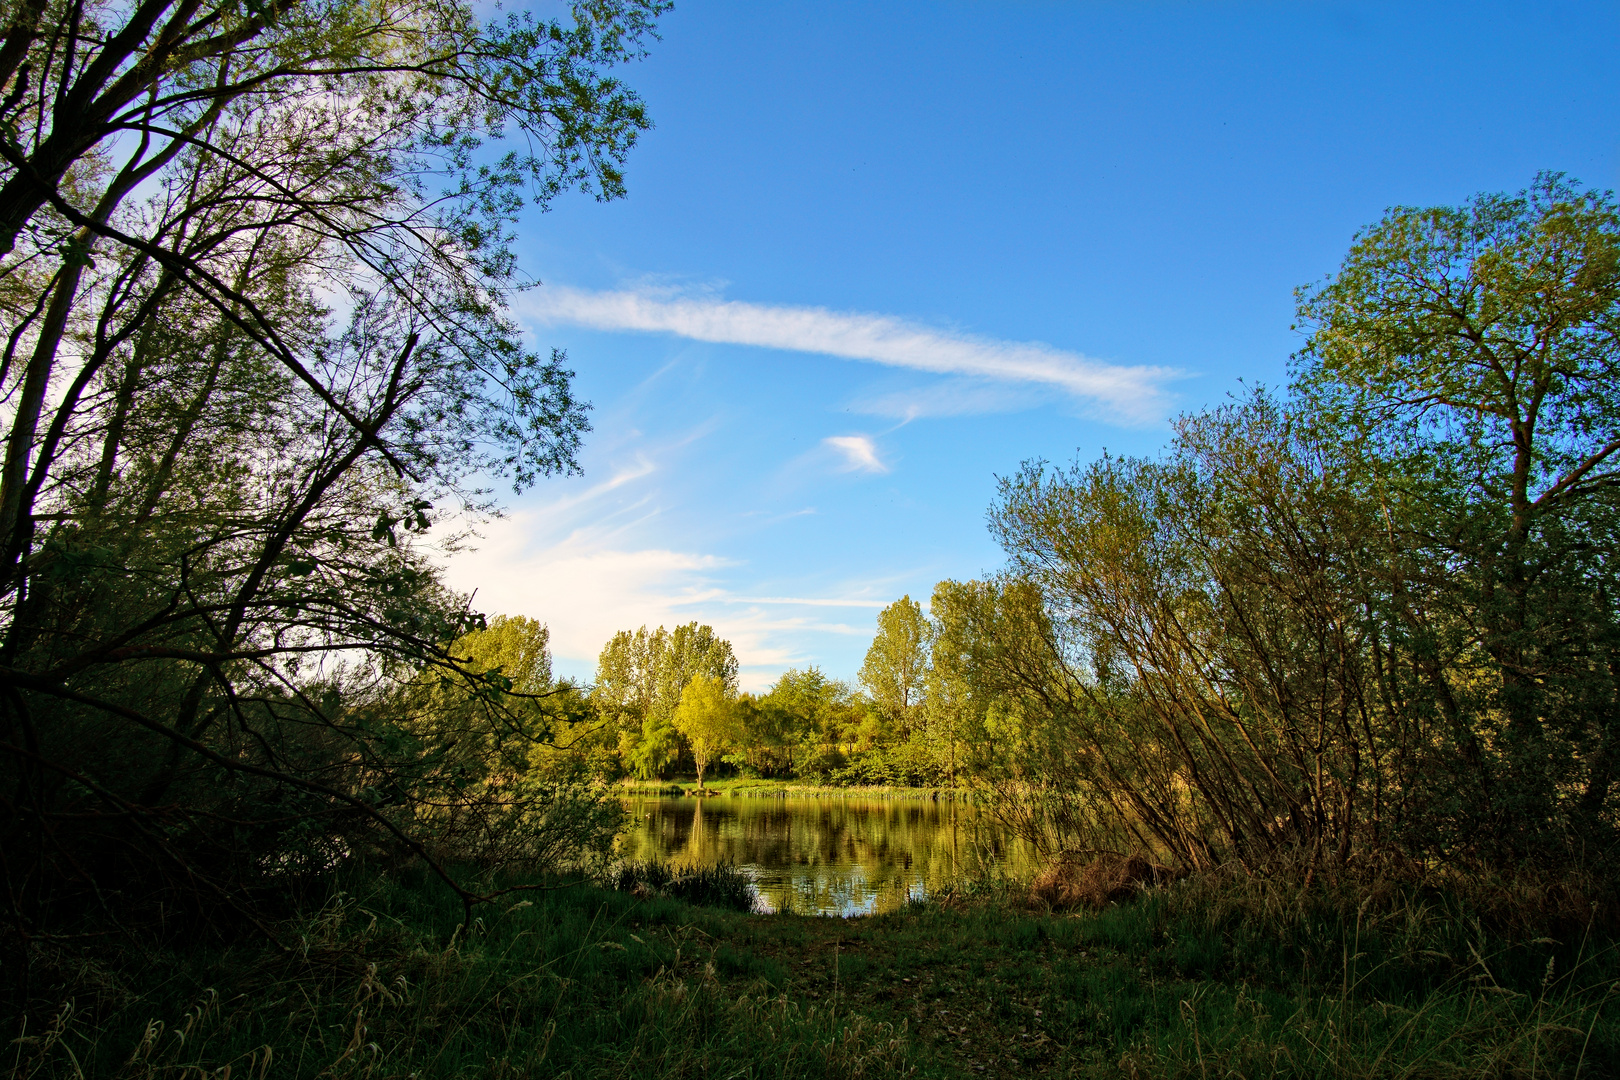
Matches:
[617,796,1035,915]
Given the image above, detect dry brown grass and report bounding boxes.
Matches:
[1028,852,1179,911]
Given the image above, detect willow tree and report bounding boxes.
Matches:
[0,0,668,952]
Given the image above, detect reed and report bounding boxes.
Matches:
[603,860,760,912]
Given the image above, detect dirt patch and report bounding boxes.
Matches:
[1029,852,1177,910]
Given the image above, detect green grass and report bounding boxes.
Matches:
[10,869,1620,1078]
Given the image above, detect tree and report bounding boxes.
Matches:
[594,625,668,772]
[672,674,735,789]
[925,574,1119,855]
[989,400,1405,868]
[975,176,1620,873]
[428,614,596,774]
[0,0,667,562]
[1295,172,1620,848]
[592,622,737,778]
[398,615,622,870]
[761,667,859,777]
[0,0,669,944]
[638,622,739,776]
[923,581,989,786]
[0,0,665,258]
[456,615,556,695]
[858,595,932,739]
[726,692,795,777]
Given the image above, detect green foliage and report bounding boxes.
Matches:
[1292,172,1620,856]
[0,0,668,953]
[827,740,943,787]
[593,623,739,779]
[859,595,932,739]
[391,615,624,871]
[756,667,865,779]
[672,674,737,787]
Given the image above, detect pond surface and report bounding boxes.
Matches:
[616,795,1036,916]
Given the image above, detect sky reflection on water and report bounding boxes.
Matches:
[617,796,1035,916]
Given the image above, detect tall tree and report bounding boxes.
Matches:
[456,615,556,697]
[594,625,668,770]
[0,0,669,945]
[672,674,734,789]
[593,622,737,779]
[858,595,932,739]
[1295,172,1620,845]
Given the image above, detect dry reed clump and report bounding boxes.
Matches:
[1029,852,1178,911]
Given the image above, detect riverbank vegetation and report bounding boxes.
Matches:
[615,776,973,801]
[2,0,1618,1059]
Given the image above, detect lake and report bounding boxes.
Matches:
[616,794,1037,916]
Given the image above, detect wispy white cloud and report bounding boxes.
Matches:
[823,434,889,474]
[849,378,1041,420]
[519,286,1180,424]
[724,595,889,609]
[538,455,656,514]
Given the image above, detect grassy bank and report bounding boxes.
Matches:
[614,776,973,801]
[11,868,1619,1079]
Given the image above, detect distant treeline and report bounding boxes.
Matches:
[574,605,954,789]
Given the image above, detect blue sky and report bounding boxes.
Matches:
[439,0,1620,689]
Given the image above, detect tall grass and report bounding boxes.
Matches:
[5,874,910,1079]
[7,864,1617,1078]
[1068,873,1620,1078]
[603,860,760,911]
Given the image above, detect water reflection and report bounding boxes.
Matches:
[617,795,1035,916]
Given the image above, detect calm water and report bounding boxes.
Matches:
[617,795,1036,916]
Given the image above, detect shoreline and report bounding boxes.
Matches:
[611,777,975,802]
